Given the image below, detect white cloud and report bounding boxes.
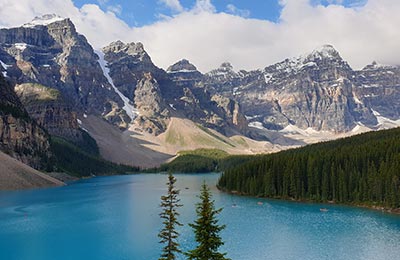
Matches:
[107,4,122,15]
[0,0,400,73]
[193,0,216,13]
[159,0,184,13]
[226,4,250,18]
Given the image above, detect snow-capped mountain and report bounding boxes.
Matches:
[1,14,400,168]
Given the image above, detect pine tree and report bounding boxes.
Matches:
[186,182,230,260]
[159,173,183,260]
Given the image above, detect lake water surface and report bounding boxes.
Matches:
[1,173,400,260]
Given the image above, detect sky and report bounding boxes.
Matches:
[0,0,398,72]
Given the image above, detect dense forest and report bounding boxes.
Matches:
[50,135,138,177]
[218,128,400,209]
[155,149,254,173]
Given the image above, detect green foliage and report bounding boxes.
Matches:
[179,149,229,159]
[50,136,138,177]
[218,127,400,209]
[158,173,183,260]
[17,83,60,104]
[157,149,253,174]
[72,129,100,156]
[186,182,229,260]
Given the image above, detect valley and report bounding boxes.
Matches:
[1,2,400,259]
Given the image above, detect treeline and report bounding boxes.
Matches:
[155,149,254,173]
[50,136,139,177]
[218,128,400,208]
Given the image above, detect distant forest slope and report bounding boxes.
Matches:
[50,136,139,177]
[155,149,255,173]
[218,128,400,209]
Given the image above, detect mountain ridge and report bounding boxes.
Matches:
[1,15,400,170]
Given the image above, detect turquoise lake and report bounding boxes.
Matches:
[1,173,400,260]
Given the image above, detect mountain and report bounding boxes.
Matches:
[102,42,249,136]
[355,61,400,120]
[0,14,130,131]
[204,45,380,132]
[166,59,248,135]
[1,15,400,171]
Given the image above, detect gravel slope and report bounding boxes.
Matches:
[0,151,64,190]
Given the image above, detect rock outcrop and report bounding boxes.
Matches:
[15,82,83,142]
[167,59,249,135]
[0,75,50,169]
[354,62,400,120]
[134,72,169,134]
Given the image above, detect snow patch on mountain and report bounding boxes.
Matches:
[372,110,400,129]
[248,121,264,130]
[167,69,198,74]
[14,43,27,51]
[351,122,372,133]
[23,14,65,27]
[280,124,333,137]
[0,60,11,77]
[96,50,138,121]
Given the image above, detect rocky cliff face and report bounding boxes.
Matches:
[166,59,249,135]
[14,83,83,142]
[2,15,399,149]
[134,72,169,134]
[205,45,379,132]
[354,62,400,120]
[103,42,249,136]
[102,40,168,100]
[0,75,50,169]
[0,15,129,128]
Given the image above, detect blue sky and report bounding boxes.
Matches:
[72,0,367,27]
[71,0,282,26]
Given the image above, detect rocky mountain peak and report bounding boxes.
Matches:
[103,41,147,57]
[206,62,239,80]
[309,44,340,59]
[265,44,348,76]
[23,14,66,28]
[220,62,234,70]
[167,59,198,73]
[362,61,397,71]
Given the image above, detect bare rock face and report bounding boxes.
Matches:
[167,59,203,82]
[0,75,50,169]
[210,94,248,134]
[205,45,377,132]
[354,62,400,120]
[0,15,128,127]
[103,40,167,101]
[104,43,249,136]
[15,83,84,142]
[166,59,249,135]
[133,72,169,135]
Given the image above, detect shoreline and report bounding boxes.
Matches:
[218,187,400,216]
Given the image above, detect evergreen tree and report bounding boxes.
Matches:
[218,127,400,209]
[159,173,183,260]
[187,182,230,260]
